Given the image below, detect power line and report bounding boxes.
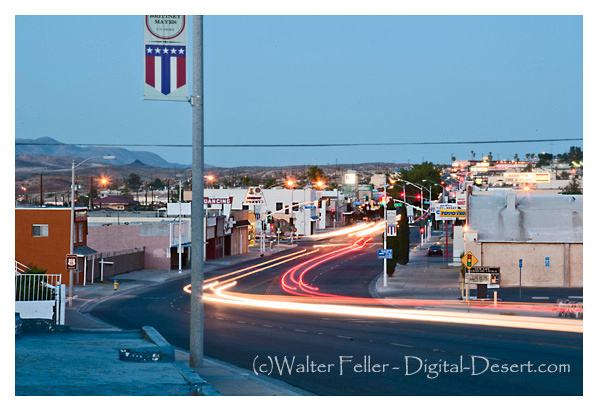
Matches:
[15,137,582,148]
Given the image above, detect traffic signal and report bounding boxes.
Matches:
[420,227,425,234]
[416,193,421,200]
[399,192,404,198]
[289,217,294,225]
[380,195,387,206]
[270,224,275,231]
[466,253,473,269]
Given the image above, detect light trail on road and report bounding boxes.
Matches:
[182,234,582,333]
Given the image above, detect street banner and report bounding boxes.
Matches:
[387,225,397,236]
[143,15,188,101]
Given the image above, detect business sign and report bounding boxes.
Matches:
[244,187,267,205]
[167,202,192,215]
[468,266,500,274]
[169,220,190,247]
[503,173,552,184]
[466,273,491,284]
[204,197,233,205]
[378,249,393,259]
[143,15,188,101]
[456,194,467,209]
[439,209,467,219]
[434,202,460,220]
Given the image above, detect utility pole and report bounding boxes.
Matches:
[178,180,182,273]
[90,176,94,210]
[383,180,388,287]
[189,15,205,368]
[40,174,43,206]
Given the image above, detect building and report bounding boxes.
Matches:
[15,207,92,286]
[94,195,140,211]
[464,192,582,287]
[185,187,340,236]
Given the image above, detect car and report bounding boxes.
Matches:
[428,245,443,256]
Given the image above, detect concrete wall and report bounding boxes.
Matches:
[88,224,170,270]
[464,235,582,287]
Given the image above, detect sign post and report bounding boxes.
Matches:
[519,259,523,299]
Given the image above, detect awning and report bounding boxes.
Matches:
[74,245,98,256]
[234,219,251,227]
[310,216,320,221]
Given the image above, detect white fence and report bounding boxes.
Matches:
[15,273,65,325]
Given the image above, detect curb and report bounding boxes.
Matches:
[141,326,175,361]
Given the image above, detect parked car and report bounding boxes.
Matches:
[428,245,443,256]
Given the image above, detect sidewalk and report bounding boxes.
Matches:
[61,243,310,396]
[373,230,460,301]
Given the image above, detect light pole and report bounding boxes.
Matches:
[70,155,116,307]
[287,179,294,244]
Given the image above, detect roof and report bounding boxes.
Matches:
[95,196,140,205]
[234,219,251,228]
[74,245,98,256]
[470,193,583,243]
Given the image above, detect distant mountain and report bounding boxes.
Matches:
[15,137,191,169]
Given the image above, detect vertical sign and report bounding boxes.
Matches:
[386,210,397,236]
[144,15,188,101]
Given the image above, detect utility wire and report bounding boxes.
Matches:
[15,137,582,148]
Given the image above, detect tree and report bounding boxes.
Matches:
[514,153,519,161]
[487,152,493,161]
[264,178,277,188]
[562,177,582,194]
[471,151,476,159]
[393,162,442,204]
[306,166,325,183]
[127,173,142,192]
[536,152,553,168]
[149,178,165,190]
[397,203,410,265]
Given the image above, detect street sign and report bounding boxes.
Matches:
[305,205,316,209]
[519,259,523,268]
[378,249,393,259]
[66,254,78,271]
[386,210,396,225]
[461,251,479,268]
[545,257,550,267]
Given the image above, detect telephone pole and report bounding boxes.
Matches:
[189,15,205,368]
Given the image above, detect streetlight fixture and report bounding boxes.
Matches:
[69,155,116,307]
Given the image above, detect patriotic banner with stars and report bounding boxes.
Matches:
[143,15,188,101]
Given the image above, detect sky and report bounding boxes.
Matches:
[15,15,583,168]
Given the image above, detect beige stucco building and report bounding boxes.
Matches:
[464,193,582,287]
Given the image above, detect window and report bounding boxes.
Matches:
[78,222,84,243]
[276,202,284,211]
[32,224,49,237]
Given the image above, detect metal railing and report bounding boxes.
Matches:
[15,261,30,275]
[15,273,61,302]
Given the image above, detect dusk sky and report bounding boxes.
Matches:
[15,15,582,167]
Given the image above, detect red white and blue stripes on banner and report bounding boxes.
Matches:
[145,45,186,96]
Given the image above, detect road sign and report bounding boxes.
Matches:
[66,254,78,271]
[545,257,550,267]
[305,205,316,209]
[378,249,393,259]
[519,259,523,268]
[461,251,479,268]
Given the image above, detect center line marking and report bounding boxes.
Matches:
[295,329,308,333]
[336,335,352,339]
[391,343,413,348]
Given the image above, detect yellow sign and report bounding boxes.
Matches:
[461,251,479,268]
[440,209,467,219]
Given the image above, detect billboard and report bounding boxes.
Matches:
[143,15,188,101]
[503,173,552,184]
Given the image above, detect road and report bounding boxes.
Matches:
[91,226,582,395]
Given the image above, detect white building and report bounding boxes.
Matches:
[184,187,343,236]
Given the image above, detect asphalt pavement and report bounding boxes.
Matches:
[87,229,583,395]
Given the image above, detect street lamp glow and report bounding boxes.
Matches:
[69,155,116,307]
[287,180,294,187]
[316,181,324,188]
